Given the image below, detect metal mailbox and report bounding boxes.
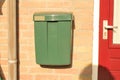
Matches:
[33,13,73,65]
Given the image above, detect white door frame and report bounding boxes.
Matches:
[92,0,100,80]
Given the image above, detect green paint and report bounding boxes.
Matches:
[33,13,73,65]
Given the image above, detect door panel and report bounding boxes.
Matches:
[99,0,120,80]
[108,0,120,48]
[113,0,120,44]
[110,59,120,71]
[112,72,120,80]
[110,50,120,58]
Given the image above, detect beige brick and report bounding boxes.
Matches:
[46,0,64,2]
[29,67,54,74]
[0,0,94,80]
[0,53,8,59]
[0,59,7,65]
[0,45,8,51]
[59,75,74,80]
[20,1,46,8]
[73,0,93,9]
[20,60,36,67]
[20,74,34,80]
[55,68,80,75]
[46,2,63,8]
[19,67,30,74]
[0,24,8,30]
[0,38,8,44]
[35,75,58,80]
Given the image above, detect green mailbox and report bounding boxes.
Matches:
[33,13,73,65]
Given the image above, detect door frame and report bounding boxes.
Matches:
[92,0,100,80]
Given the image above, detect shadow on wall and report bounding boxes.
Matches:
[0,65,6,80]
[0,0,5,15]
[79,64,92,80]
[79,64,114,80]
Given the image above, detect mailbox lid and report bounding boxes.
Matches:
[33,12,73,21]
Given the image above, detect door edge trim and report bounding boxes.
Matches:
[92,0,100,80]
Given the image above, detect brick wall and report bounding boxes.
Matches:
[0,0,93,80]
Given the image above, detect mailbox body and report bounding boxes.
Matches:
[33,13,73,65]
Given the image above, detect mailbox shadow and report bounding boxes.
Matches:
[0,0,5,15]
[40,19,75,69]
[0,65,6,80]
[79,64,114,80]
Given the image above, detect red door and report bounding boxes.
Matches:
[99,0,120,80]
